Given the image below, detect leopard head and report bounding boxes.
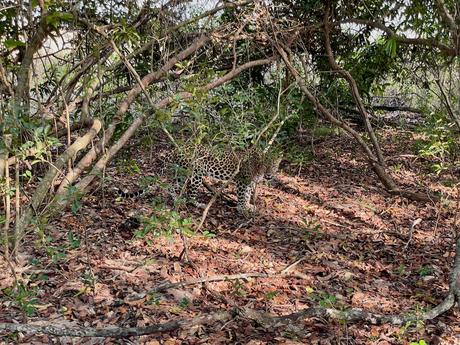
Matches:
[264,154,282,180]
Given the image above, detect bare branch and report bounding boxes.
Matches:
[0,311,232,338]
[15,120,102,237]
[324,11,385,165]
[337,19,457,57]
[55,57,274,205]
[435,0,458,34]
[435,78,460,131]
[55,35,211,195]
[15,14,50,105]
[276,44,432,202]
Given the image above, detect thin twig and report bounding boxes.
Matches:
[93,25,179,148]
[3,134,12,258]
[404,218,422,251]
[134,271,302,298]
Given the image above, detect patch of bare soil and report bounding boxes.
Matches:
[1,128,459,344]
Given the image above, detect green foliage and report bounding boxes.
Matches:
[81,271,96,290]
[61,185,83,216]
[2,283,39,316]
[46,245,67,263]
[146,292,162,306]
[165,76,295,152]
[308,290,338,308]
[394,264,407,276]
[113,21,140,45]
[301,218,323,242]
[264,291,278,301]
[384,38,398,59]
[34,227,81,264]
[116,158,141,175]
[201,230,216,239]
[345,38,399,98]
[4,39,26,49]
[311,126,339,137]
[178,297,190,309]
[415,113,458,174]
[417,265,433,277]
[135,200,194,240]
[397,319,425,341]
[231,279,247,297]
[44,11,74,30]
[410,340,427,345]
[283,144,314,172]
[67,231,81,249]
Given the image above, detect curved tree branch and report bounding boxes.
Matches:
[276,44,432,202]
[323,10,385,165]
[337,19,457,57]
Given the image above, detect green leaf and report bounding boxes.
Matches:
[384,38,397,58]
[4,39,26,49]
[45,12,74,30]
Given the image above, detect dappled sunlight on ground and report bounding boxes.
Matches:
[4,128,460,343]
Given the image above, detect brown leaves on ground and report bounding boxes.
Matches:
[1,128,459,344]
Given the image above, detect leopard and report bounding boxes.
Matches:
[173,144,281,213]
[116,144,281,214]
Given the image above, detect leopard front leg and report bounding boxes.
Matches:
[187,172,206,208]
[236,179,257,214]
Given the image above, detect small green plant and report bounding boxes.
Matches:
[318,293,337,308]
[139,175,167,189]
[285,145,314,174]
[178,297,190,309]
[46,245,67,263]
[264,291,278,301]
[311,126,339,137]
[135,200,194,240]
[81,271,96,290]
[67,231,81,249]
[395,264,407,276]
[38,231,82,263]
[397,316,425,342]
[116,158,141,175]
[231,279,247,297]
[301,218,323,241]
[202,230,216,239]
[62,185,83,215]
[410,340,427,345]
[392,163,403,172]
[417,265,433,277]
[3,283,39,316]
[416,115,458,175]
[308,289,338,308]
[146,292,162,306]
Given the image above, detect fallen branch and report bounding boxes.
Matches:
[0,300,451,339]
[55,35,211,195]
[0,310,233,338]
[136,272,279,297]
[4,234,460,339]
[370,105,423,113]
[435,78,460,131]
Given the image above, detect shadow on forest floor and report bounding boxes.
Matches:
[4,129,459,344]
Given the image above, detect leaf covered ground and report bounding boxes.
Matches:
[1,128,460,344]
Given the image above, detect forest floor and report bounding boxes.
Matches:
[1,127,460,344]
